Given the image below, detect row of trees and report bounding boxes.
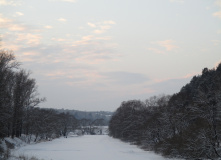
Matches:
[0,50,78,140]
[109,63,221,159]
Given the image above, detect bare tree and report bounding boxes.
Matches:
[0,50,19,138]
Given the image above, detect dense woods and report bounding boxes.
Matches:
[0,50,78,140]
[109,63,221,159]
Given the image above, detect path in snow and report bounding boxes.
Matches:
[13,135,172,160]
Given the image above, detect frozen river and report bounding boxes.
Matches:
[13,135,171,160]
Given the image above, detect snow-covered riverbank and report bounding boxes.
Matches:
[12,135,172,160]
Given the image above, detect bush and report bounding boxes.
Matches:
[18,154,44,160]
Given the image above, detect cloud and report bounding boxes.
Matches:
[0,0,22,6]
[213,11,221,18]
[49,0,77,3]
[15,12,24,16]
[1,14,119,88]
[102,72,149,85]
[148,39,178,54]
[157,40,178,51]
[151,77,191,95]
[10,32,118,66]
[42,68,103,88]
[215,60,221,68]
[13,44,65,64]
[0,14,43,52]
[183,72,199,79]
[0,42,20,51]
[16,33,42,46]
[213,0,221,19]
[87,22,96,28]
[169,0,184,3]
[148,48,165,54]
[103,20,116,25]
[215,0,221,7]
[2,25,118,66]
[0,14,26,31]
[150,72,200,96]
[8,24,26,31]
[45,25,53,29]
[62,0,77,2]
[58,18,67,22]
[0,14,11,24]
[94,30,105,34]
[51,38,67,42]
[87,20,116,34]
[212,40,221,46]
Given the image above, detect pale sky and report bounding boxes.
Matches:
[1,0,221,111]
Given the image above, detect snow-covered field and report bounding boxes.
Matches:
[13,135,171,160]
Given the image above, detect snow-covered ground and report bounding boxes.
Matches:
[13,135,172,160]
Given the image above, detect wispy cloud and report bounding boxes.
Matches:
[94,26,111,34]
[87,22,96,28]
[169,0,184,3]
[215,60,221,68]
[15,12,24,16]
[102,71,149,85]
[148,48,165,54]
[212,40,221,46]
[103,20,116,25]
[1,13,119,89]
[87,20,116,34]
[0,0,22,6]
[153,72,198,84]
[8,32,118,66]
[148,39,178,54]
[16,33,42,46]
[151,77,192,95]
[183,72,199,78]
[72,36,118,64]
[44,25,53,29]
[51,38,66,42]
[43,68,101,87]
[49,0,77,3]
[215,0,221,7]
[58,18,67,22]
[0,14,11,24]
[0,14,26,31]
[157,40,178,51]
[62,0,77,2]
[213,11,221,18]
[0,14,44,52]
[213,0,221,19]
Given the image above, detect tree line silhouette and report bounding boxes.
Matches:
[109,63,221,159]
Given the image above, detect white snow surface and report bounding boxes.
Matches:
[13,135,173,160]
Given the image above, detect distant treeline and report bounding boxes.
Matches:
[109,63,221,159]
[0,50,78,139]
[56,109,113,125]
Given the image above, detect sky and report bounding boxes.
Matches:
[0,0,221,111]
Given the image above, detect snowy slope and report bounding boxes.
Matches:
[13,135,174,160]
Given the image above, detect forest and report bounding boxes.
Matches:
[0,50,79,141]
[109,63,221,159]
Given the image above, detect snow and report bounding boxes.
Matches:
[3,137,26,149]
[13,135,174,160]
